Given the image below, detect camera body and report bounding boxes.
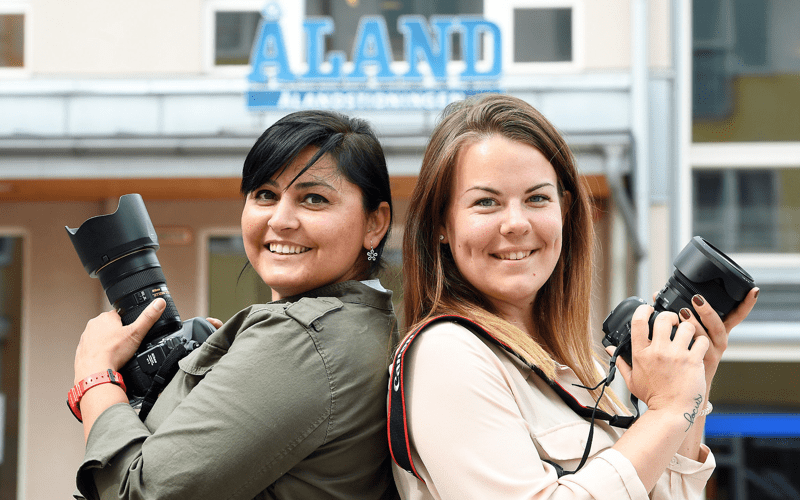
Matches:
[121,317,215,402]
[602,237,755,366]
[66,194,215,405]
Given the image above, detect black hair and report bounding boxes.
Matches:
[241,110,393,277]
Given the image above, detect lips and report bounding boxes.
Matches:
[493,250,533,261]
[268,243,311,255]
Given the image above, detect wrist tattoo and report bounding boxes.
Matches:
[684,394,703,431]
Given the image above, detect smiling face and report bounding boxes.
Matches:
[241,147,375,300]
[442,134,564,324]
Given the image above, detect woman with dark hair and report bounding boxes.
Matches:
[390,94,758,499]
[71,110,399,499]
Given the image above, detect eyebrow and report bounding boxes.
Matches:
[294,180,335,191]
[262,178,336,191]
[466,182,556,195]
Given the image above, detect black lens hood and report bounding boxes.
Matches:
[65,194,160,277]
[673,236,755,303]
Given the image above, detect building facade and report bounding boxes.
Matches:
[0,0,797,498]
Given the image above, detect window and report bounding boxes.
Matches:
[693,169,800,255]
[485,0,581,74]
[513,8,571,63]
[692,168,800,327]
[0,13,24,68]
[206,0,298,74]
[0,236,22,500]
[693,0,800,142]
[215,11,261,65]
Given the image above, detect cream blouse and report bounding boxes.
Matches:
[391,321,715,500]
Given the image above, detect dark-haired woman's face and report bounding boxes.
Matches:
[442,135,564,320]
[241,147,377,299]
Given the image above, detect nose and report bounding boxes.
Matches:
[499,202,531,236]
[267,196,300,232]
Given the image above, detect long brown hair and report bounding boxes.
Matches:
[403,93,612,408]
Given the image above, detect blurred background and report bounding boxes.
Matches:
[1,0,798,498]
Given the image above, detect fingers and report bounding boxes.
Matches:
[125,299,166,347]
[671,320,702,358]
[205,317,223,329]
[722,287,760,330]
[630,304,654,354]
[689,334,710,359]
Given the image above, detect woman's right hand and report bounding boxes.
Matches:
[613,304,709,415]
[609,304,713,492]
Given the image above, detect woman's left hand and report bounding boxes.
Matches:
[73,299,166,385]
[672,287,759,381]
[205,317,223,329]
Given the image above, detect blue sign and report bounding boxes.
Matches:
[246,3,502,110]
[706,414,800,437]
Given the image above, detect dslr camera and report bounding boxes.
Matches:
[66,194,215,408]
[602,236,755,366]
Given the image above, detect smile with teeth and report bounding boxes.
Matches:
[493,250,533,261]
[269,243,311,255]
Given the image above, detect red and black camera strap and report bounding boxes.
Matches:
[388,315,637,481]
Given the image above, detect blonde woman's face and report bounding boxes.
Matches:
[442,135,564,318]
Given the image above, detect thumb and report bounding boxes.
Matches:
[126,298,166,345]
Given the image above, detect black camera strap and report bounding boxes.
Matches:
[137,343,190,421]
[388,315,637,482]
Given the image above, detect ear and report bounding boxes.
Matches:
[363,201,391,249]
[438,225,449,244]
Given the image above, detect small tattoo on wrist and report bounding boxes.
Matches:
[684,394,703,431]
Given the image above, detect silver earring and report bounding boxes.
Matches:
[439,235,445,242]
[367,243,377,261]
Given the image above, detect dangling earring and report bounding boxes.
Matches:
[367,241,377,261]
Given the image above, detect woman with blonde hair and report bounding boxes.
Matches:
[389,93,758,499]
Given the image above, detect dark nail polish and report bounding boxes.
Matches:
[754,288,760,299]
[693,295,705,307]
[680,308,691,320]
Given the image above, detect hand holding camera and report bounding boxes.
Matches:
[611,303,709,414]
[602,237,756,366]
[66,194,216,420]
[73,298,167,386]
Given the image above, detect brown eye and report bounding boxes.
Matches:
[254,190,277,202]
[304,193,328,205]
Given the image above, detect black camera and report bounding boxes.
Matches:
[602,236,755,366]
[66,194,215,407]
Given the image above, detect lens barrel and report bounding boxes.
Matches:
[65,194,182,345]
[603,236,755,365]
[96,248,181,345]
[655,236,754,319]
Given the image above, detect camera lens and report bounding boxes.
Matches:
[654,236,755,319]
[66,194,181,345]
[96,248,181,345]
[603,236,755,365]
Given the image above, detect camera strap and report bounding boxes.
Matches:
[137,342,190,421]
[388,315,637,482]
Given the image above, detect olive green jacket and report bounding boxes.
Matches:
[76,280,399,500]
